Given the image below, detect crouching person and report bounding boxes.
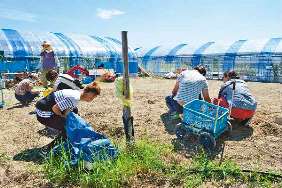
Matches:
[35,82,100,150]
[165,66,211,119]
[15,75,40,105]
[213,71,257,126]
[45,69,84,91]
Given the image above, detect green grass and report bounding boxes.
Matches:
[43,140,171,187]
[43,139,282,187]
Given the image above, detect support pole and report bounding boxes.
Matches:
[121,31,134,143]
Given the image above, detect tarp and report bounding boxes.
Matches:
[52,112,118,168]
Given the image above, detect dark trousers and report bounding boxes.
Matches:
[36,108,78,139]
[15,92,39,104]
[165,95,183,114]
[37,114,67,138]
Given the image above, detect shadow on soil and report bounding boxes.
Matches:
[161,113,254,158]
[13,147,46,164]
[160,113,182,135]
[6,103,26,110]
[37,127,59,139]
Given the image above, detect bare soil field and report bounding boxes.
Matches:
[0,78,281,187]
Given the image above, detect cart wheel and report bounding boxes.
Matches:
[198,132,216,151]
[176,124,187,139]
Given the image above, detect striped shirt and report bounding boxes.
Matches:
[174,70,208,105]
[36,89,81,118]
[53,74,81,91]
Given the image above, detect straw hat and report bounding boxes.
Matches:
[41,41,51,47]
[41,41,53,51]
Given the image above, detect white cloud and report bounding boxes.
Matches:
[0,8,37,22]
[96,8,125,19]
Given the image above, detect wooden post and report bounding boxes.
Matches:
[121,31,134,143]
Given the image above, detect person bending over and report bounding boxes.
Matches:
[213,71,257,126]
[15,74,40,105]
[45,69,83,91]
[35,82,100,149]
[165,65,211,119]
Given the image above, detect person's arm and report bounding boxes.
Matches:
[53,79,59,91]
[202,80,211,103]
[202,88,211,103]
[223,86,233,107]
[52,104,70,118]
[172,81,179,96]
[52,104,64,117]
[26,83,33,92]
[55,92,78,115]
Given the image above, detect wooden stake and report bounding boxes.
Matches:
[121,31,134,143]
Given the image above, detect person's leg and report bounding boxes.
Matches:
[173,100,183,114]
[38,115,66,132]
[165,96,183,114]
[25,91,39,103]
[230,108,255,125]
[240,117,253,126]
[166,98,183,120]
[40,69,48,87]
[15,93,26,105]
[165,95,176,113]
[37,115,67,150]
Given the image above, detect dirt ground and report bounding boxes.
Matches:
[0,78,281,187]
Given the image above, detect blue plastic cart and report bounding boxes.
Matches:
[176,99,232,151]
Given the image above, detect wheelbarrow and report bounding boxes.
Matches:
[175,99,232,151]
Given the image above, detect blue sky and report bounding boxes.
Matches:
[0,0,281,48]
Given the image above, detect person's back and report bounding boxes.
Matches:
[174,70,209,105]
[165,66,210,119]
[54,74,83,91]
[15,77,39,105]
[220,79,257,111]
[46,70,83,91]
[215,71,257,123]
[15,79,31,95]
[41,51,56,70]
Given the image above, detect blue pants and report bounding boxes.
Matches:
[165,95,183,114]
[15,92,39,104]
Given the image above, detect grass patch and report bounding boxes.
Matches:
[43,139,282,187]
[43,140,171,187]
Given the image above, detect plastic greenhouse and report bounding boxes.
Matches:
[137,38,282,83]
[0,29,138,74]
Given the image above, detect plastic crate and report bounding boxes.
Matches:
[82,76,94,84]
[183,99,229,134]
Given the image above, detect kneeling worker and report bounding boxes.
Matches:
[45,69,84,91]
[214,71,257,126]
[165,65,211,119]
[15,74,40,105]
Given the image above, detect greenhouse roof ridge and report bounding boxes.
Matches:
[138,37,282,57]
[0,28,137,58]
